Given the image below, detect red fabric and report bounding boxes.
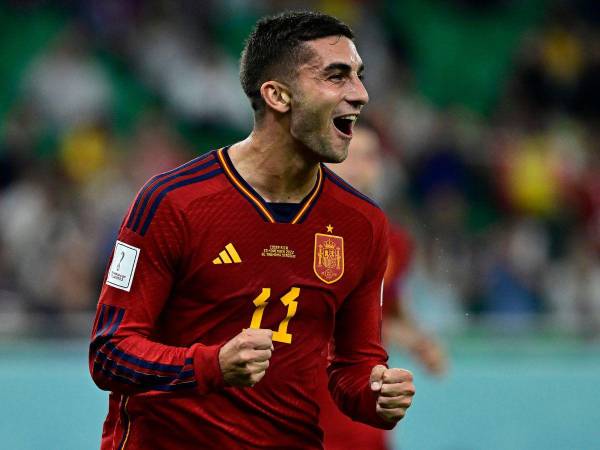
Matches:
[382,225,413,317]
[319,224,413,450]
[319,359,389,450]
[89,149,392,449]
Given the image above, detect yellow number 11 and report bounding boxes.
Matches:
[249,287,300,344]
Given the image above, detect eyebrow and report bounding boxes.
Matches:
[322,62,365,76]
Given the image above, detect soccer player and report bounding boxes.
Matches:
[318,125,447,450]
[89,11,415,449]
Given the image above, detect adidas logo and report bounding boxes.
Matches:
[212,243,242,264]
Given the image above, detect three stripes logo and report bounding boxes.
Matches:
[213,243,242,265]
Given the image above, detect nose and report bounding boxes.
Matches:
[346,75,369,108]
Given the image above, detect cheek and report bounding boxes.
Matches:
[291,102,329,135]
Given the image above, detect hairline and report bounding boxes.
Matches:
[254,33,353,118]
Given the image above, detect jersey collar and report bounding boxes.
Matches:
[216,146,323,224]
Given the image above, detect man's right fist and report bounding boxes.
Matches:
[218,328,274,387]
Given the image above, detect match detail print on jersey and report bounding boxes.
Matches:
[314,233,344,284]
[106,241,140,292]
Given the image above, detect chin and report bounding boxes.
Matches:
[318,133,351,163]
[294,128,349,163]
[328,149,349,163]
[315,143,348,164]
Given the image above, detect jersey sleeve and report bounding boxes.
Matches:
[89,192,224,395]
[382,225,414,317]
[327,213,395,430]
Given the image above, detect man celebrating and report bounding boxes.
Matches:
[89,11,414,449]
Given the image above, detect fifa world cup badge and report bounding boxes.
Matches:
[314,233,344,284]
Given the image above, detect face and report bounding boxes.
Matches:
[331,127,382,196]
[288,36,369,163]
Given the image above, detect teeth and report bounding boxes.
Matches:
[337,114,357,122]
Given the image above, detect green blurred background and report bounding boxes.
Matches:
[1,0,599,449]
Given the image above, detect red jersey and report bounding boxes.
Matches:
[382,225,414,316]
[89,147,393,450]
[318,224,414,450]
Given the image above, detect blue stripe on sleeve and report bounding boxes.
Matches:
[106,308,125,337]
[96,353,194,384]
[126,154,211,229]
[98,364,197,391]
[94,353,196,392]
[94,304,106,337]
[104,341,192,373]
[131,157,218,233]
[139,168,223,236]
[96,306,115,338]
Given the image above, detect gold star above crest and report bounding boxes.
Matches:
[326,224,334,233]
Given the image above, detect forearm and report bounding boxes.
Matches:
[89,305,224,395]
[327,361,396,430]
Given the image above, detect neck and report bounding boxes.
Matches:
[228,116,319,203]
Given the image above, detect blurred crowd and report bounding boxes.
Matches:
[1,0,599,339]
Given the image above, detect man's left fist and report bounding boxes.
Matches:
[369,365,415,423]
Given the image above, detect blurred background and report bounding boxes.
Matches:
[0,0,599,449]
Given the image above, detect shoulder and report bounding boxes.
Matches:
[321,165,386,227]
[123,150,227,237]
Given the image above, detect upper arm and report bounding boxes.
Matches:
[333,214,389,364]
[97,193,185,335]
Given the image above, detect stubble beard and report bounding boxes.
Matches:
[290,106,349,164]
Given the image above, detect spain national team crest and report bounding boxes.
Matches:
[314,233,344,284]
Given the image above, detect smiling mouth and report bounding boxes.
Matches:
[333,115,357,137]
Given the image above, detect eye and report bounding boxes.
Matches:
[328,73,344,82]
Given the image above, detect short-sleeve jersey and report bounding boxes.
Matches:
[89,147,391,450]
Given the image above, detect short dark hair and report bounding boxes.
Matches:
[240,10,354,112]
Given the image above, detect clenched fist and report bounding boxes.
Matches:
[219,328,274,387]
[369,365,415,423]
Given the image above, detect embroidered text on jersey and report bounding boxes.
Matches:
[261,245,296,258]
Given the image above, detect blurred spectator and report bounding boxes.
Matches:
[131,18,251,129]
[545,232,600,338]
[22,26,113,131]
[0,163,95,334]
[0,102,40,191]
[481,219,548,330]
[2,1,600,340]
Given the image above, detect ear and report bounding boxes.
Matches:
[260,81,291,113]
